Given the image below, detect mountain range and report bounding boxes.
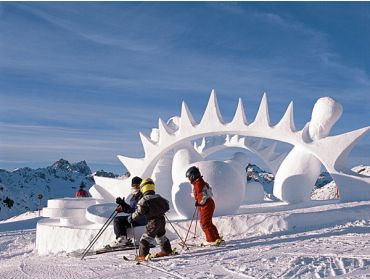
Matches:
[0,159,118,221]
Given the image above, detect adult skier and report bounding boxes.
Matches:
[128,178,174,262]
[75,182,90,198]
[108,176,147,248]
[186,166,223,246]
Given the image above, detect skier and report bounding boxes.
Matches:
[108,176,147,248]
[128,178,174,262]
[75,182,90,198]
[185,166,223,246]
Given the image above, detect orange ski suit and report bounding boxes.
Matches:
[192,177,220,242]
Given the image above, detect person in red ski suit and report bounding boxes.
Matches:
[75,182,90,198]
[186,166,221,243]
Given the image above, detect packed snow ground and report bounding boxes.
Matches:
[2,200,370,279]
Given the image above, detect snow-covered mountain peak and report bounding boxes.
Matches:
[49,158,91,175]
[0,159,117,221]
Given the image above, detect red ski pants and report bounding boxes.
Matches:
[199,198,220,242]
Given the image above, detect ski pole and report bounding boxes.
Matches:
[193,207,199,240]
[183,207,197,246]
[81,209,117,256]
[130,222,139,260]
[81,211,117,260]
[81,210,118,260]
[164,214,190,250]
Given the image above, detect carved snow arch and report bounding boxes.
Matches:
[194,135,288,175]
[92,89,370,202]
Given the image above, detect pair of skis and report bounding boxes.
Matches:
[122,248,179,264]
[69,244,138,257]
[122,240,229,263]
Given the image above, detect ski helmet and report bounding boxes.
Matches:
[131,176,142,187]
[185,166,201,183]
[140,178,155,193]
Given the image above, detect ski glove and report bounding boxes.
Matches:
[116,205,124,213]
[195,201,203,207]
[115,197,131,213]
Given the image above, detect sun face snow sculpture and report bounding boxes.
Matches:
[90,90,370,220]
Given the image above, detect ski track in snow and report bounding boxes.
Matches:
[2,221,370,278]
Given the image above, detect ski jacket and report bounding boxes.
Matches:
[192,177,213,206]
[75,190,89,198]
[126,192,147,225]
[126,192,143,212]
[131,190,169,222]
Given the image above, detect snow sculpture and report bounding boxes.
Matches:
[273,97,343,203]
[92,90,369,207]
[37,89,370,254]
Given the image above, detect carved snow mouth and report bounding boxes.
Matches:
[92,89,369,207]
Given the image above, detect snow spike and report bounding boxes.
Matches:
[117,155,144,175]
[158,118,173,142]
[275,101,296,132]
[229,134,239,144]
[225,134,231,143]
[200,89,225,127]
[139,132,157,157]
[252,92,271,128]
[179,101,197,132]
[193,137,206,153]
[231,97,248,126]
[314,126,370,171]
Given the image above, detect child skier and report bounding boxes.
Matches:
[186,166,223,246]
[108,176,147,248]
[128,178,174,261]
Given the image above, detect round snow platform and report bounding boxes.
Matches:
[47,197,100,209]
[36,218,146,255]
[86,203,120,224]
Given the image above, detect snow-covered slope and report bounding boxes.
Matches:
[2,201,370,278]
[0,159,118,221]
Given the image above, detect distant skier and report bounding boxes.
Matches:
[109,176,147,248]
[186,166,223,246]
[128,178,174,262]
[75,182,90,198]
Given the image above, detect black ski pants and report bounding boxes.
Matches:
[113,215,142,239]
[139,216,172,256]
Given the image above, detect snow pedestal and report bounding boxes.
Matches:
[36,197,145,255]
[36,219,145,255]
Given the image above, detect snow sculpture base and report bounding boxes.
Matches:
[36,197,145,255]
[36,219,145,255]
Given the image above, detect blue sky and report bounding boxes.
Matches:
[0,2,369,174]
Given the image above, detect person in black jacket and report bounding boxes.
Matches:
[128,178,173,262]
[108,176,147,248]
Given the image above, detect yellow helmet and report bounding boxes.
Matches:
[140,178,155,193]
